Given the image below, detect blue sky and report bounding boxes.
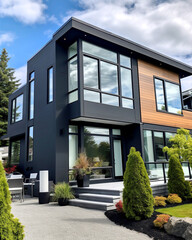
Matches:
[0,0,192,90]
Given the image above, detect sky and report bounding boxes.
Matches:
[0,0,192,91]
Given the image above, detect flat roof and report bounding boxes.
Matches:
[53,17,192,77]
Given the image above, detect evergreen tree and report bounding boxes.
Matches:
[123,147,154,220]
[0,160,24,239]
[0,48,20,146]
[168,154,191,198]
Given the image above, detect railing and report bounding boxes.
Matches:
[145,161,192,183]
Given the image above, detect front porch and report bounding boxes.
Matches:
[70,180,169,211]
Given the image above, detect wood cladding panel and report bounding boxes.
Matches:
[138,59,192,129]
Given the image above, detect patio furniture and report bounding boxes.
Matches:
[9,174,23,179]
[24,173,38,197]
[7,178,24,202]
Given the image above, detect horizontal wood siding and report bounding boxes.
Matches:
[138,59,192,129]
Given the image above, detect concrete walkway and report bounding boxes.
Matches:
[11,198,152,240]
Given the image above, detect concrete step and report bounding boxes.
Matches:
[151,184,168,196]
[72,187,122,196]
[79,193,120,203]
[69,199,115,211]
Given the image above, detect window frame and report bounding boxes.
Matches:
[82,40,134,109]
[11,94,24,124]
[29,71,35,120]
[27,126,34,162]
[154,76,183,116]
[47,66,54,103]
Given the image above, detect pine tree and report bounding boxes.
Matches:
[0,160,24,239]
[0,48,20,146]
[123,147,154,220]
[168,154,191,198]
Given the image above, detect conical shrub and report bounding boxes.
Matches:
[168,154,191,198]
[123,147,154,220]
[0,161,24,239]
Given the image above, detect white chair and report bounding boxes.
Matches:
[7,178,24,202]
[9,174,23,179]
[23,173,38,197]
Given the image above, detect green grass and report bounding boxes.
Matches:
[156,204,192,218]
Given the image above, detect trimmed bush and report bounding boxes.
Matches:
[167,194,182,204]
[154,196,167,207]
[115,200,123,213]
[153,214,170,228]
[0,161,24,239]
[123,147,154,220]
[168,154,191,198]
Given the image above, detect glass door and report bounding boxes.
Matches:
[113,139,123,177]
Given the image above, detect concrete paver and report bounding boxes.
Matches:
[11,198,152,240]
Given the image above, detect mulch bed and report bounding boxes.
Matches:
[105,202,192,240]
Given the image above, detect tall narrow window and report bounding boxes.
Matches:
[48,67,53,103]
[28,126,34,162]
[155,79,166,111]
[11,140,20,164]
[29,72,35,119]
[11,94,23,123]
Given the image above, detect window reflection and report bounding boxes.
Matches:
[68,57,78,92]
[155,79,166,111]
[120,55,131,68]
[144,130,154,162]
[165,82,182,114]
[29,81,34,119]
[122,98,133,109]
[11,140,20,164]
[48,67,53,102]
[69,90,78,103]
[84,90,100,103]
[28,126,34,162]
[154,131,166,162]
[100,61,118,94]
[83,56,99,89]
[102,94,119,106]
[12,94,23,123]
[83,41,117,63]
[121,67,132,98]
[68,42,77,59]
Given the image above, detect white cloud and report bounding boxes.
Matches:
[63,0,192,89]
[14,65,27,86]
[0,33,14,45]
[0,0,47,24]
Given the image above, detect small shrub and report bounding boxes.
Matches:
[54,182,74,200]
[123,147,154,220]
[115,200,123,212]
[154,196,167,207]
[168,154,191,198]
[153,214,170,228]
[167,194,182,204]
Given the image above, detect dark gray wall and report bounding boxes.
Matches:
[24,40,56,180]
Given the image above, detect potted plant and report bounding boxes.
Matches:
[54,182,74,206]
[73,153,91,187]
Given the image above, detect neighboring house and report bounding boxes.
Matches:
[183,88,192,110]
[0,146,8,163]
[2,18,192,183]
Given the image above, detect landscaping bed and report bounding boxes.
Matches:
[105,210,183,240]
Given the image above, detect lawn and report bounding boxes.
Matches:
[156,204,192,218]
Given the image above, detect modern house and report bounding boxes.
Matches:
[2,17,192,184]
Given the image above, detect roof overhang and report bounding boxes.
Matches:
[53,17,192,78]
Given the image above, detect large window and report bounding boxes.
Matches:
[48,67,53,103]
[82,41,133,108]
[11,140,20,164]
[28,126,34,162]
[154,78,182,114]
[11,94,23,123]
[29,72,35,119]
[68,42,78,104]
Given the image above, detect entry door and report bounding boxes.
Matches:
[113,139,123,177]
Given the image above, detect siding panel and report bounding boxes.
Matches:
[138,59,192,129]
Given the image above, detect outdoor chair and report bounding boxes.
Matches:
[7,178,24,202]
[23,173,38,197]
[9,174,23,179]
